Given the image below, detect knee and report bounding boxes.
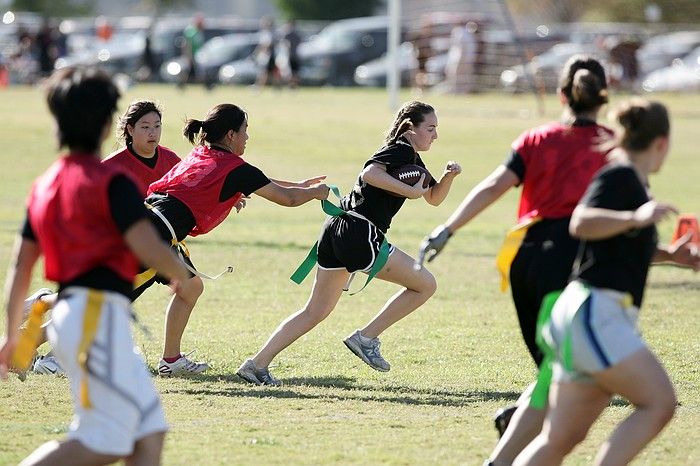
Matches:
[186,276,204,298]
[297,301,333,326]
[648,388,677,428]
[544,424,589,454]
[419,270,437,297]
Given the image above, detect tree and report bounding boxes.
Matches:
[272,0,382,20]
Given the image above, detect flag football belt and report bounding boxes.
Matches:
[530,283,634,409]
[145,203,233,280]
[11,297,52,374]
[495,216,541,291]
[290,184,390,295]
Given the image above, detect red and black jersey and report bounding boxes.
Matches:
[148,145,245,236]
[506,121,613,222]
[102,145,180,196]
[27,153,140,283]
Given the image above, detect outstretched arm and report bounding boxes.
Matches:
[654,232,700,270]
[253,181,329,207]
[416,165,518,267]
[268,175,327,188]
[444,165,519,234]
[570,200,678,240]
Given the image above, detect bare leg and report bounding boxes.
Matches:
[252,268,349,368]
[593,348,676,466]
[124,431,165,466]
[19,439,120,466]
[490,390,546,466]
[360,248,437,338]
[513,381,610,466]
[162,275,203,359]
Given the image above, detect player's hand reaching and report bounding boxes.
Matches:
[632,200,678,228]
[666,231,700,271]
[234,196,248,213]
[0,336,17,381]
[298,175,327,188]
[414,224,452,270]
[313,183,331,200]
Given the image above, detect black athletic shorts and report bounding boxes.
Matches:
[317,214,394,273]
[509,217,579,367]
[130,210,197,301]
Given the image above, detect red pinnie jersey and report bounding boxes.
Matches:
[27,154,140,283]
[512,121,614,222]
[148,145,245,236]
[102,145,180,196]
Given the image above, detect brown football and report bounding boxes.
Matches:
[387,164,433,190]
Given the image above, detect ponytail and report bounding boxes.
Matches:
[182,104,247,146]
[183,118,204,144]
[614,98,669,152]
[559,55,608,114]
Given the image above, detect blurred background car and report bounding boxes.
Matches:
[642,45,700,92]
[160,33,258,87]
[500,41,602,93]
[636,30,700,76]
[297,15,388,86]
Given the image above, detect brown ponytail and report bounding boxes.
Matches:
[614,98,669,152]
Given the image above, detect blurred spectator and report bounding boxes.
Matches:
[444,21,479,93]
[138,31,156,82]
[254,16,278,89]
[278,20,301,88]
[95,16,114,42]
[606,36,642,91]
[180,14,205,87]
[0,58,9,88]
[410,22,433,92]
[36,18,58,77]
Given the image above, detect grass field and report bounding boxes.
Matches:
[0,84,699,465]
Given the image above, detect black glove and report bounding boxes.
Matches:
[414,225,452,270]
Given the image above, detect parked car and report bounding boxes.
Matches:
[297,16,389,86]
[218,55,258,85]
[637,30,700,76]
[500,42,603,93]
[160,33,258,86]
[354,41,449,87]
[642,45,700,92]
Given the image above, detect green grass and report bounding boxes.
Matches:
[1,85,699,465]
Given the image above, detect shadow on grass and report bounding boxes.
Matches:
[163,374,521,408]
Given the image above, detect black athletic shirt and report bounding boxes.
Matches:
[341,138,436,232]
[127,143,158,169]
[572,164,658,307]
[21,174,148,298]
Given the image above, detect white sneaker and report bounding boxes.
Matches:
[158,352,209,376]
[22,288,54,320]
[32,355,64,375]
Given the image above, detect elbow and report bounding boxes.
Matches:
[568,217,583,238]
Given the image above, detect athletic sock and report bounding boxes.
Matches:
[163,355,182,364]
